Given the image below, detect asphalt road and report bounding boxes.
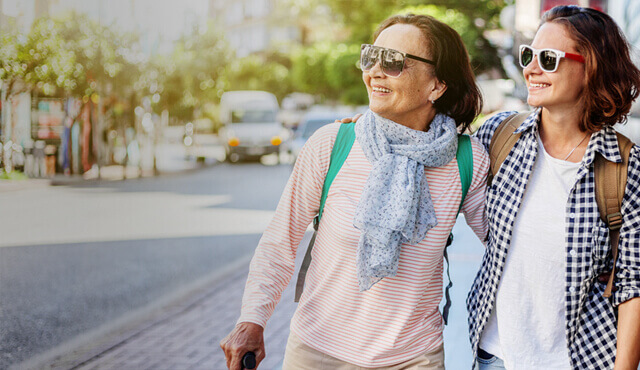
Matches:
[0,162,293,368]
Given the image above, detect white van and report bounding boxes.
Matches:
[219,91,287,163]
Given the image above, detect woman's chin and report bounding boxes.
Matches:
[526,96,543,108]
[368,102,388,115]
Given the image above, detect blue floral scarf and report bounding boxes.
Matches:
[354,109,458,291]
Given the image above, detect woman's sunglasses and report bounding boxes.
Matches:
[519,45,585,73]
[360,44,435,78]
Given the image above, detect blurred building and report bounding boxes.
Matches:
[209,0,340,58]
[512,0,640,62]
[209,0,299,57]
[514,0,607,39]
[2,0,209,55]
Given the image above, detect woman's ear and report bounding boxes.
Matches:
[429,80,447,102]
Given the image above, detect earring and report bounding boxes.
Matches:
[430,100,435,104]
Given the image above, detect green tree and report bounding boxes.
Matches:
[0,18,67,99]
[291,43,335,98]
[324,43,367,105]
[392,5,486,69]
[321,0,402,43]
[321,0,508,73]
[223,55,293,102]
[153,22,230,123]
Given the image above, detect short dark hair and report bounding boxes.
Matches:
[542,6,640,131]
[374,14,482,132]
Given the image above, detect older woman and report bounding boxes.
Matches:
[468,6,640,369]
[221,14,489,369]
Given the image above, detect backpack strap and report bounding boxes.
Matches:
[295,122,356,302]
[457,135,473,211]
[488,112,531,185]
[595,132,633,298]
[442,134,473,324]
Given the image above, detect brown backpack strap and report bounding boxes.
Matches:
[595,132,634,298]
[488,112,531,185]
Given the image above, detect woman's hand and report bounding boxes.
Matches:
[220,322,265,369]
[335,113,363,124]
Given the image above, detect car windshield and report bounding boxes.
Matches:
[231,110,276,123]
[301,119,334,139]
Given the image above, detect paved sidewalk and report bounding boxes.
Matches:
[26,235,309,370]
[0,142,218,192]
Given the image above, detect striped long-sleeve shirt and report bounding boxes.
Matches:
[238,121,489,367]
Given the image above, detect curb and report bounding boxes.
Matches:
[47,160,219,187]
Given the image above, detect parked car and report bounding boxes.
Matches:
[290,111,352,162]
[279,92,315,130]
[219,91,289,163]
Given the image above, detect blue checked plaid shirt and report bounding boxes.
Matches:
[467,109,640,369]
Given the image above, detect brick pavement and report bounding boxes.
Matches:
[30,235,310,370]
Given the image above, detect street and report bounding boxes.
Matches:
[0,159,485,369]
[0,162,291,368]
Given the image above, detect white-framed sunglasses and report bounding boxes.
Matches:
[359,44,435,78]
[519,44,585,73]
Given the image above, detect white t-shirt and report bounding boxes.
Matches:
[479,132,581,369]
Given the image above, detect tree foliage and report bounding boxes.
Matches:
[324,43,367,105]
[223,55,293,102]
[321,0,508,73]
[0,12,143,102]
[151,22,230,122]
[291,43,334,97]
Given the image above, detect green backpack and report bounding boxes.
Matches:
[294,122,473,324]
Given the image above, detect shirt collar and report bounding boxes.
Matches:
[583,125,623,166]
[515,108,623,166]
[513,108,541,134]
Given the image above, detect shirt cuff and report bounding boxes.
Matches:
[612,286,640,307]
[236,311,269,328]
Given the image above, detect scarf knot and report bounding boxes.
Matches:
[354,110,458,291]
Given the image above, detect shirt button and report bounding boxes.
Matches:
[569,213,576,219]
[569,249,577,257]
[569,286,576,293]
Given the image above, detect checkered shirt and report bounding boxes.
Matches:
[467,109,640,369]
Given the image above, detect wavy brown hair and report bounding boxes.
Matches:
[374,14,482,132]
[542,6,640,131]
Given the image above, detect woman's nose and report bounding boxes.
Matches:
[368,59,385,78]
[523,56,542,75]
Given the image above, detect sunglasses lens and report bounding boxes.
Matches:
[540,50,558,71]
[520,47,533,67]
[360,45,376,71]
[381,50,404,77]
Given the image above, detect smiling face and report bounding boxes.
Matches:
[524,22,586,112]
[363,23,446,130]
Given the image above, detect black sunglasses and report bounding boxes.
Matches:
[360,44,435,78]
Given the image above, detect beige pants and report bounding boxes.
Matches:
[282,332,445,370]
